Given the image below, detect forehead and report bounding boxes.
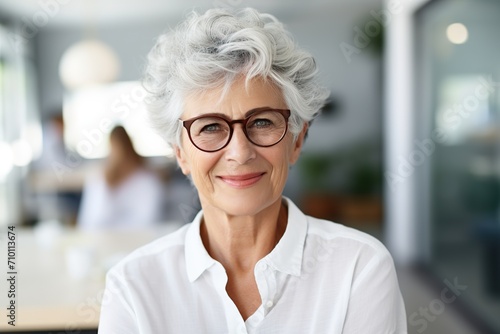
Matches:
[182,77,286,119]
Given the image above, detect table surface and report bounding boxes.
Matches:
[0,223,183,331]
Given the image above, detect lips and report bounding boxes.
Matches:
[217,172,265,188]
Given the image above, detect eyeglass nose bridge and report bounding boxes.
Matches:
[224,118,254,148]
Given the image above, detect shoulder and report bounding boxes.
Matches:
[299,216,399,299]
[135,168,161,179]
[122,169,164,194]
[306,215,390,258]
[303,215,396,283]
[108,224,189,278]
[129,168,162,185]
[285,197,392,261]
[82,170,106,189]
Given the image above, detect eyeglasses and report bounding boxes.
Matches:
[180,107,291,152]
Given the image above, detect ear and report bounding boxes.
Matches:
[289,122,308,165]
[174,145,191,175]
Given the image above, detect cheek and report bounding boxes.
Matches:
[271,137,299,188]
[187,151,220,188]
[268,149,292,190]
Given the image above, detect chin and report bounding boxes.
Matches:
[211,191,282,217]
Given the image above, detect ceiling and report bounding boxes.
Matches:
[0,0,380,26]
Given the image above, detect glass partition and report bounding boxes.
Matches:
[415,0,500,331]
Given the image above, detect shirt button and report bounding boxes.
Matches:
[258,262,267,271]
[265,300,274,308]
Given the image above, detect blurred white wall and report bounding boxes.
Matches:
[34,2,384,152]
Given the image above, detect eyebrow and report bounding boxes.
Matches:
[200,106,275,120]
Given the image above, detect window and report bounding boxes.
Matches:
[63,81,171,159]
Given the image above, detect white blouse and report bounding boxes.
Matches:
[98,198,407,333]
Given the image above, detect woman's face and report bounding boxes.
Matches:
[175,77,307,217]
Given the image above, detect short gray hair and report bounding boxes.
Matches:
[142,7,329,147]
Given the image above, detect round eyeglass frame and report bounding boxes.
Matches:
[180,107,291,153]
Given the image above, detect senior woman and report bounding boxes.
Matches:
[99,8,407,334]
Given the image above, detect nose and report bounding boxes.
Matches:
[224,124,256,164]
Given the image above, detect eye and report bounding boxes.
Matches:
[250,118,273,128]
[200,123,223,133]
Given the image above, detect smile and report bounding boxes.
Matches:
[217,172,265,188]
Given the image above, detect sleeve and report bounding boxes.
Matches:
[342,250,407,333]
[98,270,139,334]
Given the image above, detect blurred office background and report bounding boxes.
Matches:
[0,0,499,333]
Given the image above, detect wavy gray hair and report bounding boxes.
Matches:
[142,7,329,147]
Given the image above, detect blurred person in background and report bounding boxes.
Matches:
[29,112,81,225]
[99,8,406,333]
[77,125,164,230]
[39,113,67,167]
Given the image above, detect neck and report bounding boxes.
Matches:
[200,198,287,274]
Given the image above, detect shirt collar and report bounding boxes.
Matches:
[184,197,308,282]
[185,210,216,282]
[265,197,307,277]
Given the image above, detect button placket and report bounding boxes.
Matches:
[248,260,269,330]
[255,261,269,298]
[237,323,248,334]
[264,269,278,315]
[245,306,264,333]
[255,260,279,318]
[211,263,247,333]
